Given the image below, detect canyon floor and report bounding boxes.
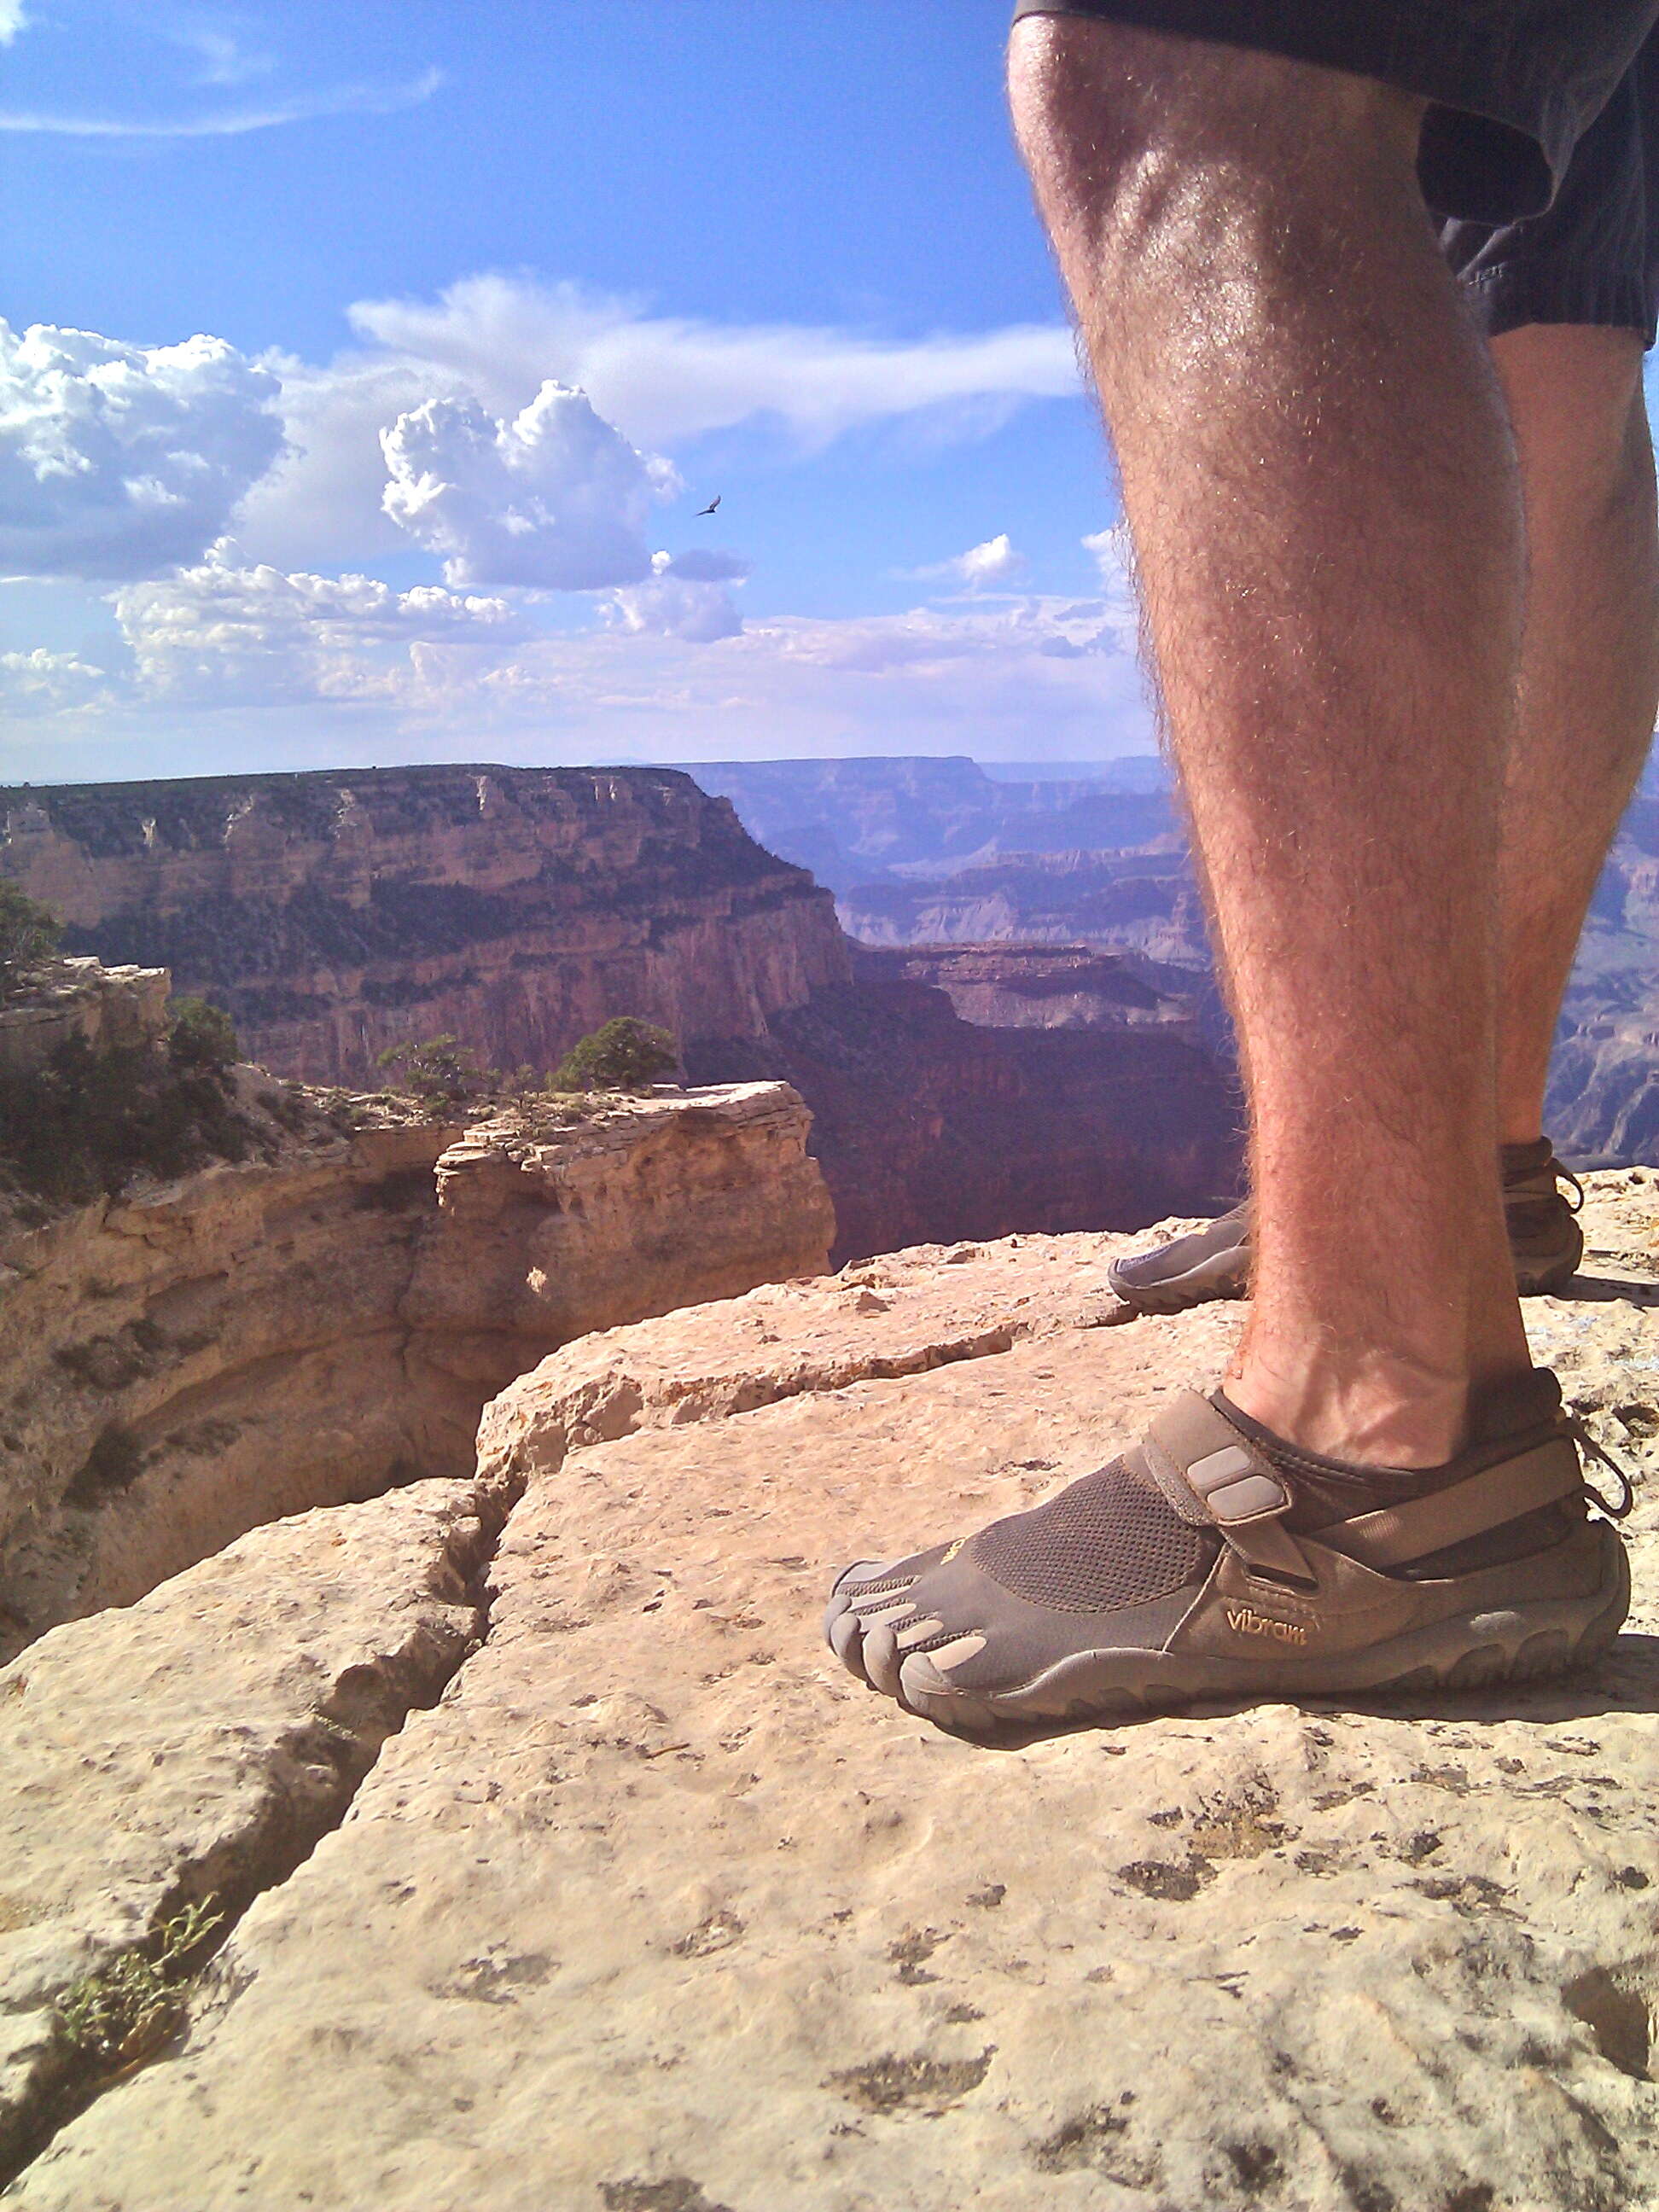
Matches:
[8,1179,1659,2209]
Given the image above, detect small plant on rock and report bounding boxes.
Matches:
[56,1897,224,2070]
[552,1016,680,1095]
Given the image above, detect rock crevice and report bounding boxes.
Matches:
[0,1469,523,2190]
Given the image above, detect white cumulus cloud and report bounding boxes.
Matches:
[113,540,521,703]
[953,533,1027,591]
[0,646,110,711]
[1081,524,1144,649]
[380,381,677,591]
[0,2,28,45]
[607,548,749,643]
[0,321,284,580]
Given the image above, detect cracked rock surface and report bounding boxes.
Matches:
[10,1177,1659,2209]
[0,1473,509,2181]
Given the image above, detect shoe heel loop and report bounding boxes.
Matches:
[1569,1417,1635,1521]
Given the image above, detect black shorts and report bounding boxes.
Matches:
[1012,1,1659,343]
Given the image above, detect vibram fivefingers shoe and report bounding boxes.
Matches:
[824,1369,1630,1736]
[1106,1137,1586,1316]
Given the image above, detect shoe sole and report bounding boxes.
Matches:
[880,1522,1630,1737]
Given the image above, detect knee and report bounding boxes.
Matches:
[1008,15,1421,277]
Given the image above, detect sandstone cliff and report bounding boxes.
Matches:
[0,958,172,1082]
[0,1074,831,1661]
[1,769,1242,1264]
[3,1178,1659,2207]
[0,765,849,1086]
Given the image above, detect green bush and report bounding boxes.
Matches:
[0,882,61,983]
[552,1017,680,1095]
[375,1033,489,1109]
[168,997,239,1072]
[0,1033,252,1206]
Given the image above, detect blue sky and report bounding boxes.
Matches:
[0,0,1153,781]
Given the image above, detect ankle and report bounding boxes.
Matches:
[1225,1351,1479,1469]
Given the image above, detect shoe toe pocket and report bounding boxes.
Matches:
[861,1619,904,1697]
[826,1604,870,1679]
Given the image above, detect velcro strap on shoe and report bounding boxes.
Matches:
[1319,1435,1584,1573]
[1143,1391,1314,1583]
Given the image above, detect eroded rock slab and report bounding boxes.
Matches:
[411,1082,834,1406]
[474,1227,1142,1477]
[16,1195,1659,2209]
[0,1472,509,2179]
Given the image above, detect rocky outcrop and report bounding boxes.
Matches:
[690,953,1238,1264]
[0,961,171,1081]
[405,1084,835,1416]
[0,1080,831,1658]
[0,766,849,1086]
[6,1176,1659,2208]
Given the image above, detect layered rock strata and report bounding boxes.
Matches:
[0,766,849,1086]
[0,1080,830,1658]
[8,1177,1659,2208]
[862,942,1196,1033]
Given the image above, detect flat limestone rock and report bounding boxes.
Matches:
[16,1196,1659,2210]
[0,1474,506,2180]
[474,1228,1148,1477]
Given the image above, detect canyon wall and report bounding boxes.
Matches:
[1,766,1242,1260]
[678,753,1178,893]
[0,1070,830,1659]
[690,948,1237,1263]
[0,765,848,1086]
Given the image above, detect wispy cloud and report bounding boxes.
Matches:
[0,1,27,47]
[177,26,276,88]
[346,273,1081,450]
[0,64,441,137]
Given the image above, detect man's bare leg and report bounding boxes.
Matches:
[1010,17,1529,1467]
[1494,324,1659,1148]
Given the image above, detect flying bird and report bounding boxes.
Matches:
[695,495,721,516]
